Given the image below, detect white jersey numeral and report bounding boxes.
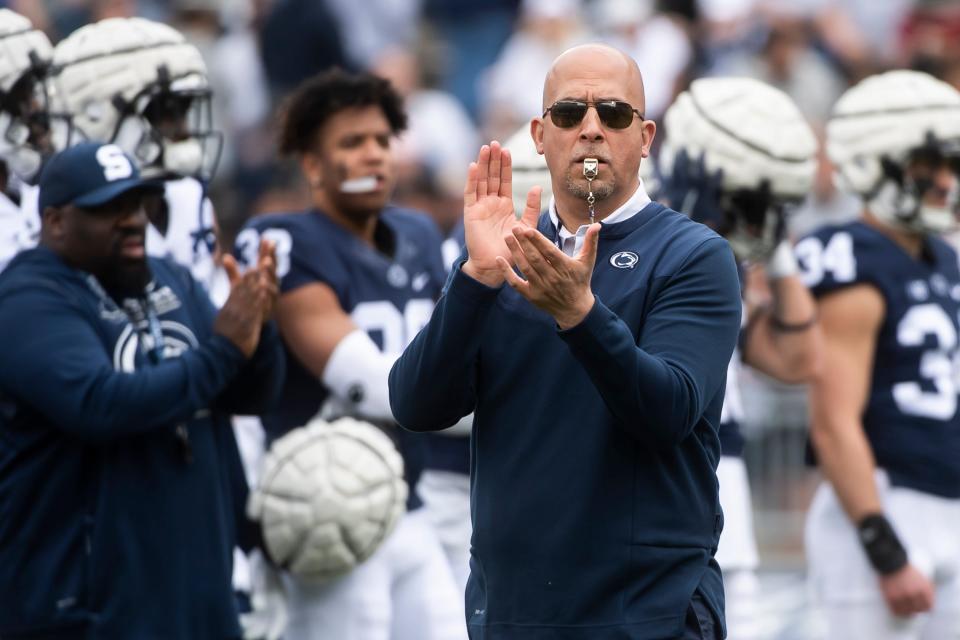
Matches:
[351,299,434,353]
[235,227,293,278]
[795,232,856,287]
[893,304,959,420]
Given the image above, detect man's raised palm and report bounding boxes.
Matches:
[462,140,542,286]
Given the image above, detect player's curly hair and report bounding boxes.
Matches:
[278,68,408,156]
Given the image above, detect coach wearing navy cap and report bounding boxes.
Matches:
[0,142,285,638]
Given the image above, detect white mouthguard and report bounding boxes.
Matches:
[340,176,379,194]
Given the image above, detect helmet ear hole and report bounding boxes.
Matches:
[834,155,883,198]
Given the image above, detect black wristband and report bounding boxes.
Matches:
[857,513,908,575]
[769,312,817,333]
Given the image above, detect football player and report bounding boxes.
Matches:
[798,70,960,639]
[658,76,822,639]
[47,17,224,299]
[0,8,53,272]
[235,68,464,640]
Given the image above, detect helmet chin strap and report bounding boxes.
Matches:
[583,158,598,223]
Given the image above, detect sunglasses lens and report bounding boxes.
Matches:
[598,102,635,129]
[550,102,587,128]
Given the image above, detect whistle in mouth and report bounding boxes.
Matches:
[583,158,599,180]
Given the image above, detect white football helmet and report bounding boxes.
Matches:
[248,416,406,583]
[660,77,817,261]
[0,9,53,181]
[504,124,551,217]
[49,17,222,180]
[828,70,960,234]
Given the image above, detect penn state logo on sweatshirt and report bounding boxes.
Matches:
[101,283,199,373]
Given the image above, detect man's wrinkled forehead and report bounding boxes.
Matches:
[542,46,645,110]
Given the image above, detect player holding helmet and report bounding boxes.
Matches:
[658,76,822,639]
[799,70,960,639]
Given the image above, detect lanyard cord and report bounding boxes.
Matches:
[84,275,193,463]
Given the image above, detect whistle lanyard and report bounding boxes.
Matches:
[85,276,193,464]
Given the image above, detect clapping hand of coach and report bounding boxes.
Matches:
[216,238,279,357]
[461,140,600,329]
[461,140,541,287]
[497,222,600,330]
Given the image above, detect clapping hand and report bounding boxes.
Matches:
[216,239,279,357]
[461,141,542,287]
[497,223,600,330]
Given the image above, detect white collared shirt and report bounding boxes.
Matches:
[548,179,652,257]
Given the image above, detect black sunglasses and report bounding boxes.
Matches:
[543,100,644,130]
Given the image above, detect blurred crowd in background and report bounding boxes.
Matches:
[7,0,960,572]
[8,0,960,245]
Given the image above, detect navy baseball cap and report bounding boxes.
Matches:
[38,142,162,213]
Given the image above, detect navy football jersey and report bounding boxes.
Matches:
[796,221,960,498]
[235,207,448,505]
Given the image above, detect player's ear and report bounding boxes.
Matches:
[300,152,323,189]
[42,205,66,241]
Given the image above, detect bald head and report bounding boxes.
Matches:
[542,44,645,113]
[532,42,655,227]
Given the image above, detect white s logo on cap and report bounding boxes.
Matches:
[96,144,134,182]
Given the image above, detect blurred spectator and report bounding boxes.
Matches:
[258,0,348,98]
[482,0,592,140]
[814,0,913,75]
[422,0,519,121]
[715,11,845,126]
[593,0,694,121]
[324,0,421,71]
[374,47,478,234]
[171,0,273,224]
[900,0,960,90]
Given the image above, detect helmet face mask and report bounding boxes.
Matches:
[49,18,222,182]
[720,184,798,263]
[114,75,223,181]
[853,138,960,235]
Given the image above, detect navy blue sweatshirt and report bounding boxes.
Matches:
[389,203,741,639]
[0,246,284,639]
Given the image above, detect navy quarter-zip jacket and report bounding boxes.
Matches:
[390,203,741,639]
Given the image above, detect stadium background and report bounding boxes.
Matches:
[7,0,960,637]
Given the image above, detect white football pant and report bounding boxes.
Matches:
[806,469,960,640]
[418,469,472,594]
[715,455,762,640]
[283,509,467,640]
